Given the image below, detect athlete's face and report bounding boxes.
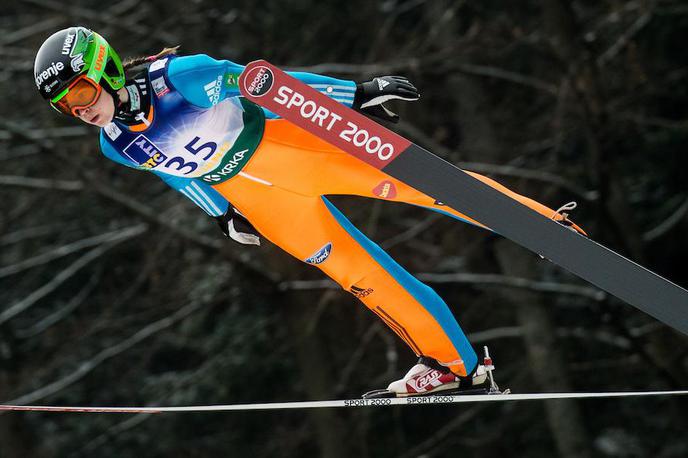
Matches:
[75,89,115,127]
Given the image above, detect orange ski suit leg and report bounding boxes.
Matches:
[211,120,579,376]
[213,175,477,376]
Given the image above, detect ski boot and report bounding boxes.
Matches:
[363,346,508,398]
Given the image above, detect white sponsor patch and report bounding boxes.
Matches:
[103,123,122,141]
[126,85,141,111]
[151,77,170,97]
[148,58,168,72]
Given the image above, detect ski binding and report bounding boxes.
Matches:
[362,346,510,399]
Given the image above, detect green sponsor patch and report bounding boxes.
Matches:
[200,98,264,184]
[225,73,239,89]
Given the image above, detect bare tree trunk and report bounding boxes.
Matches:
[448,54,592,455]
[280,289,355,458]
[541,0,645,259]
[541,0,688,419]
[495,240,592,458]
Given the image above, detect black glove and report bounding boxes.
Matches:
[353,76,420,123]
[215,207,261,246]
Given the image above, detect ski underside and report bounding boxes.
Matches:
[238,60,688,340]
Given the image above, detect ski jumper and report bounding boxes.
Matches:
[99,55,568,376]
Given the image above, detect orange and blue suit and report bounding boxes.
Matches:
[99,54,573,376]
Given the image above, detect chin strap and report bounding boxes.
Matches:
[135,112,151,127]
[114,74,151,125]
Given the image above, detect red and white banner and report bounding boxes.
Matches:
[239,60,411,170]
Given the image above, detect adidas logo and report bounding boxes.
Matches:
[350,285,374,298]
[204,75,223,105]
[377,78,390,91]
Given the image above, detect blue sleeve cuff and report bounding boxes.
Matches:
[260,71,356,119]
[286,71,357,106]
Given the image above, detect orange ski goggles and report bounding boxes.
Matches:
[50,75,102,116]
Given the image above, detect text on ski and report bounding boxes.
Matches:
[273,86,395,161]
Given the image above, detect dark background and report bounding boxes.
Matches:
[2,1,688,457]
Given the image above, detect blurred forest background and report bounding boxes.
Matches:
[2,0,688,457]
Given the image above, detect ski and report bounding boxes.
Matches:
[238,60,688,336]
[2,390,688,413]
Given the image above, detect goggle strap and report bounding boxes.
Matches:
[86,34,109,83]
[51,87,70,104]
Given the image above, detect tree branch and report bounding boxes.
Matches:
[0,225,56,247]
[380,214,443,249]
[456,162,598,201]
[455,62,558,95]
[399,405,483,458]
[15,271,101,339]
[643,196,688,241]
[0,16,64,46]
[0,126,89,141]
[0,228,138,279]
[278,272,605,301]
[596,10,654,67]
[416,272,605,300]
[19,0,178,43]
[0,225,147,325]
[3,299,205,406]
[334,323,383,394]
[394,122,598,201]
[0,175,83,191]
[0,119,280,284]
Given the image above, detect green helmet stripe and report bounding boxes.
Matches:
[50,87,70,104]
[86,33,109,84]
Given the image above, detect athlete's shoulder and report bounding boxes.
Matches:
[168,54,225,75]
[165,54,243,108]
[99,125,138,169]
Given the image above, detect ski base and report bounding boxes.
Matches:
[362,386,510,399]
[238,60,688,336]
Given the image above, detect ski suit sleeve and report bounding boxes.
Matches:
[100,132,143,170]
[166,54,357,117]
[153,172,230,217]
[99,133,229,217]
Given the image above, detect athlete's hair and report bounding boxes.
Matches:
[122,46,180,74]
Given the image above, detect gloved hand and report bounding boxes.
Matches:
[215,207,261,246]
[353,76,420,123]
